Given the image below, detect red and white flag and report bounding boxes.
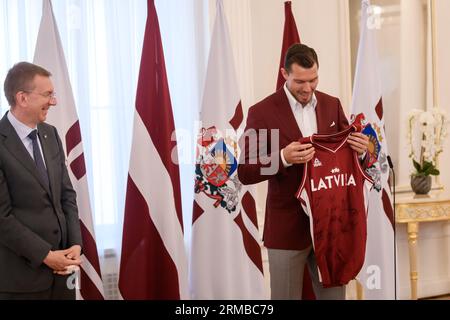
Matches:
[34,0,104,300]
[276,1,300,90]
[189,0,265,299]
[275,1,316,300]
[118,0,188,300]
[351,0,395,299]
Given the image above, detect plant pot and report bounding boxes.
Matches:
[410,175,432,195]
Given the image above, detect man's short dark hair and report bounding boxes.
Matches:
[4,62,52,107]
[284,43,319,71]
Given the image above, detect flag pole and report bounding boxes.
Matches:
[429,0,442,188]
[387,155,397,300]
[430,0,439,110]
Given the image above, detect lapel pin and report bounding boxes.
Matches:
[43,134,48,139]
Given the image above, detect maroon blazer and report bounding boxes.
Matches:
[238,88,349,250]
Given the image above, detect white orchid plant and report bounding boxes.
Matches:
[407,108,448,177]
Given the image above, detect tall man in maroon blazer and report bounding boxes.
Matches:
[238,44,368,299]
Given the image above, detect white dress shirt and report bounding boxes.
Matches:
[7,111,47,168]
[280,83,317,167]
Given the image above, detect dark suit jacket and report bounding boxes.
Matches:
[238,89,348,250]
[0,112,82,293]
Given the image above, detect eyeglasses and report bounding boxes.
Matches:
[23,91,57,100]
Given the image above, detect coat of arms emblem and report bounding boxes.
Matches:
[194,126,241,213]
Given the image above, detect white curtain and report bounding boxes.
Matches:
[0,0,208,298]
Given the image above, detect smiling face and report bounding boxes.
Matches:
[281,62,319,106]
[14,74,56,128]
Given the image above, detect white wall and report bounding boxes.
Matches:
[435,1,450,195]
[395,0,450,299]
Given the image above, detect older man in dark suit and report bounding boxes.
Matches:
[238,44,369,300]
[0,62,82,300]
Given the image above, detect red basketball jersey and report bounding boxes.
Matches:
[295,115,373,288]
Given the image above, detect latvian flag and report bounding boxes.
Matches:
[352,0,395,300]
[118,0,189,299]
[189,0,266,299]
